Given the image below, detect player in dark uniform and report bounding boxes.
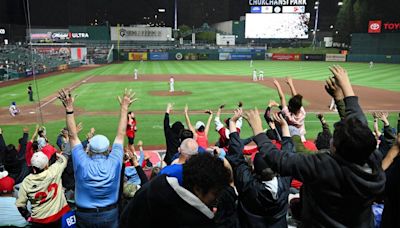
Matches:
[27,83,33,101]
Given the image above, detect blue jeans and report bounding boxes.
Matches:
[75,207,118,228]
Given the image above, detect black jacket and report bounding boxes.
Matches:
[254,96,386,227]
[381,156,400,228]
[163,113,181,164]
[121,175,217,228]
[1,132,29,184]
[227,131,292,228]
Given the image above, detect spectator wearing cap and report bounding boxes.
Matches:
[16,151,70,226]
[0,169,28,227]
[227,110,293,227]
[246,66,386,227]
[159,138,199,185]
[58,88,136,228]
[163,103,184,164]
[121,153,231,227]
[184,105,213,148]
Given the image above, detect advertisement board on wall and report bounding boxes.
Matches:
[303,54,325,61]
[219,53,231,60]
[325,54,346,62]
[230,54,253,60]
[70,48,87,61]
[272,53,301,61]
[34,47,71,57]
[149,52,169,60]
[111,27,172,41]
[128,52,148,61]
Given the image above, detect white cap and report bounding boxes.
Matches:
[89,135,110,153]
[37,137,46,149]
[31,152,49,170]
[195,121,205,130]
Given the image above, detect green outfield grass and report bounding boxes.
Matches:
[0,60,399,147]
[1,113,398,148]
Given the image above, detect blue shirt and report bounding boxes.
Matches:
[0,197,28,227]
[72,143,123,208]
[159,164,183,185]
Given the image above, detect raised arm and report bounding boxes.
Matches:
[273,79,287,107]
[0,128,5,164]
[215,104,225,131]
[204,110,213,135]
[329,65,367,125]
[325,76,346,119]
[382,134,400,171]
[58,89,81,148]
[30,124,40,142]
[285,77,297,96]
[164,103,173,133]
[115,89,137,145]
[184,105,196,134]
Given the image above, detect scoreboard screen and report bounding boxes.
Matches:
[245,13,310,39]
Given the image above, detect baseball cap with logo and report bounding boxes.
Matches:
[195,121,205,130]
[89,135,110,153]
[31,151,49,170]
[0,176,15,193]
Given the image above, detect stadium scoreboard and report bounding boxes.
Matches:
[245,0,310,39]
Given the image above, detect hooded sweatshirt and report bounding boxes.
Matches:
[121,175,216,228]
[254,96,386,227]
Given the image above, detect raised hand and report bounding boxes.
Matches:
[378,112,390,126]
[23,126,29,133]
[231,108,243,123]
[76,122,83,133]
[329,65,354,97]
[273,79,281,88]
[117,88,136,109]
[243,108,264,135]
[272,112,288,127]
[166,103,174,113]
[58,89,75,112]
[184,104,189,114]
[0,128,2,134]
[268,100,280,107]
[219,104,225,109]
[205,109,213,115]
[285,77,293,85]
[238,101,243,108]
[137,140,143,147]
[324,77,344,100]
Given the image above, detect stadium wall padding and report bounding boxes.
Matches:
[351,33,400,55]
[347,54,400,63]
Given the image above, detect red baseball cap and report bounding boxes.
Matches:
[0,175,15,193]
[41,144,58,159]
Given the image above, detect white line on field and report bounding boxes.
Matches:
[39,75,96,109]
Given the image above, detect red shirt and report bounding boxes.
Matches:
[126,119,137,138]
[196,131,208,149]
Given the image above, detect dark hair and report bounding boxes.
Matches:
[127,111,132,120]
[32,141,39,151]
[179,129,194,142]
[150,167,161,180]
[333,118,377,165]
[197,126,205,132]
[288,94,303,114]
[183,153,230,196]
[253,153,276,181]
[171,121,184,135]
[224,118,231,127]
[315,131,332,150]
[38,130,45,137]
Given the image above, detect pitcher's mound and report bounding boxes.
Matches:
[149,91,192,96]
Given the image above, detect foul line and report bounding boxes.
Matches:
[39,75,96,109]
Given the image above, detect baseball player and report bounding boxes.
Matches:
[134,68,138,80]
[169,76,175,92]
[369,61,374,69]
[258,70,264,81]
[9,102,20,117]
[252,69,258,81]
[250,59,253,67]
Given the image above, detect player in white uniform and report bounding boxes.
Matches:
[250,59,253,67]
[252,69,258,81]
[369,61,374,69]
[169,76,175,92]
[258,70,264,80]
[9,102,20,117]
[134,68,138,80]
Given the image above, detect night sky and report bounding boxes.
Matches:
[0,0,339,30]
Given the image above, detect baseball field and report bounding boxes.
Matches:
[0,60,399,149]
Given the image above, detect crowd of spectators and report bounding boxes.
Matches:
[0,65,399,228]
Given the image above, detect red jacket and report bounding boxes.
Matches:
[126,119,137,138]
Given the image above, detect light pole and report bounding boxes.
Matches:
[312,1,319,49]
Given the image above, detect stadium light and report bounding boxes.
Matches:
[330,25,334,29]
[314,6,318,9]
[338,2,343,6]
[158,8,166,13]
[315,1,319,5]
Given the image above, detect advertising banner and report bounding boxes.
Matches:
[219,53,231,60]
[230,54,253,60]
[70,47,88,61]
[111,27,172,41]
[271,53,301,61]
[303,54,325,61]
[368,21,382,33]
[149,52,169,60]
[128,52,148,61]
[325,54,347,62]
